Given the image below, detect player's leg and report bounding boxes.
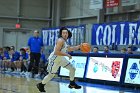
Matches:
[61,57,81,89]
[37,56,60,92]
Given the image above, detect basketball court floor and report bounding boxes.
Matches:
[0,73,139,93]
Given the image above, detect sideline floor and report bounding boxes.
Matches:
[0,73,139,93]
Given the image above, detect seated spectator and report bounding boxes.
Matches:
[104,46,111,53]
[127,47,133,54]
[111,43,118,50]
[93,46,99,53]
[20,48,29,74]
[128,44,137,51]
[10,47,20,72]
[121,48,127,54]
[3,46,11,71]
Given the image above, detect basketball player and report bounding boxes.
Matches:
[37,27,81,92]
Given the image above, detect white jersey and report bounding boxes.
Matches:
[48,38,69,60]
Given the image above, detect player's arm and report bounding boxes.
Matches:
[54,38,71,57]
[67,45,81,52]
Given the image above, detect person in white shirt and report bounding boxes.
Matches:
[37,27,81,92]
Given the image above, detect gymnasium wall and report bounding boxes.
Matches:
[60,0,99,26]
[0,0,51,49]
[0,0,140,50]
[0,28,3,48]
[0,0,50,29]
[0,0,140,29]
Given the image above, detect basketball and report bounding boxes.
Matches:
[80,43,91,53]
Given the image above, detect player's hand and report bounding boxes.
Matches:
[67,54,72,60]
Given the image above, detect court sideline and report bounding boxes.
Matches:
[0,73,139,93]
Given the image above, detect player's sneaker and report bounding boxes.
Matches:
[36,83,46,92]
[68,81,81,89]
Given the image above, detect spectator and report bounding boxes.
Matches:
[10,47,20,72]
[3,46,11,71]
[93,46,99,53]
[128,44,138,51]
[111,43,118,50]
[127,47,133,54]
[104,46,111,53]
[20,48,29,74]
[27,30,43,78]
[121,48,127,54]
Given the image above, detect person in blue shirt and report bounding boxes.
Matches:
[3,47,11,70]
[28,30,43,77]
[10,47,20,72]
[20,48,29,73]
[104,46,111,53]
[3,47,10,60]
[93,46,99,53]
[126,46,133,54]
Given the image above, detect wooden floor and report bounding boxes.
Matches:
[0,73,139,93]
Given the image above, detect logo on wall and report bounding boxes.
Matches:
[91,21,140,45]
[129,63,139,80]
[71,60,86,69]
[42,25,85,46]
[93,63,98,73]
[111,61,120,78]
[71,60,75,66]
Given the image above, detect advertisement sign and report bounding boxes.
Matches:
[86,57,123,82]
[106,0,119,8]
[59,56,87,78]
[42,25,85,46]
[91,21,140,45]
[124,58,140,84]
